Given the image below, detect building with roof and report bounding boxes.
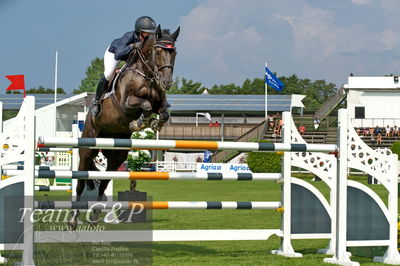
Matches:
[344,76,400,127]
[1,93,305,140]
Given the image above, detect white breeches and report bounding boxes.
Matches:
[103,47,120,81]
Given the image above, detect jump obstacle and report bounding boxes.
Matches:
[0,96,399,266]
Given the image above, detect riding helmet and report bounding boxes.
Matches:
[135,16,157,34]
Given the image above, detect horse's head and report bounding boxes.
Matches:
[154,25,180,91]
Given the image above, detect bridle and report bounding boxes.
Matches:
[154,40,175,72]
[130,39,175,86]
[124,37,175,91]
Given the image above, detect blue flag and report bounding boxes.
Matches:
[265,66,285,92]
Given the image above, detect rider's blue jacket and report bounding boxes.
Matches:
[108,31,141,61]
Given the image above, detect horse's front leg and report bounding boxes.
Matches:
[150,99,170,132]
[128,98,153,132]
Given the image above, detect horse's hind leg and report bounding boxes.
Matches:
[68,148,99,230]
[69,115,100,229]
[102,149,132,193]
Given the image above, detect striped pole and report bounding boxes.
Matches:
[1,165,70,171]
[36,147,72,153]
[2,170,282,181]
[35,186,72,192]
[38,137,338,153]
[35,201,282,210]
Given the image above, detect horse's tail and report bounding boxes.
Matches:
[85,180,96,191]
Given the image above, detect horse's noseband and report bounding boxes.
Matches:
[158,64,174,72]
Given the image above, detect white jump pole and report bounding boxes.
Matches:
[22,96,36,266]
[271,112,301,257]
[324,109,355,265]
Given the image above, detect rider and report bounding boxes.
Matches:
[90,16,157,116]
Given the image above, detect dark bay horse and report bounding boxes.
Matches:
[69,26,179,228]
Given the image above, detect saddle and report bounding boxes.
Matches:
[102,67,123,100]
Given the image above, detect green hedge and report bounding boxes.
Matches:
[246,141,281,173]
[390,141,400,158]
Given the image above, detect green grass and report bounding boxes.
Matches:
[2,175,394,265]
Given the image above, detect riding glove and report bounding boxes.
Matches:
[132,42,142,50]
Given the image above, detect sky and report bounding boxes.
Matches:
[0,0,399,94]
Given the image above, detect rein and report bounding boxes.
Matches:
[123,38,175,89]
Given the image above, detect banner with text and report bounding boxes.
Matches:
[197,163,252,173]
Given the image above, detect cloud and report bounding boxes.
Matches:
[177,0,273,86]
[275,4,400,59]
[274,5,338,60]
[350,0,374,6]
[176,0,400,88]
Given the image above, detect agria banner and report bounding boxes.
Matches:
[197,163,252,173]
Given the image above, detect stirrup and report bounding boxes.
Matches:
[90,100,101,116]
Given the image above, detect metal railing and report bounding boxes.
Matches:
[211,120,268,163]
[154,161,197,172]
[159,124,257,140]
[315,86,346,120]
[350,118,400,128]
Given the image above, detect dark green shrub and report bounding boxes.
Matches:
[390,141,400,158]
[246,141,281,173]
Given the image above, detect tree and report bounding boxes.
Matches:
[167,77,206,94]
[277,75,337,111]
[209,83,241,94]
[26,86,65,94]
[6,86,65,94]
[74,57,104,94]
[240,78,265,94]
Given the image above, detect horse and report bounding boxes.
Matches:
[68,26,180,229]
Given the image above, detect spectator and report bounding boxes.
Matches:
[377,133,382,146]
[374,126,381,136]
[385,125,392,137]
[273,125,280,137]
[267,115,274,130]
[313,117,321,130]
[299,124,306,135]
[370,133,375,144]
[369,127,374,136]
[393,125,399,137]
[363,128,368,137]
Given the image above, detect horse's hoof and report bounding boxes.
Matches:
[67,220,78,231]
[129,121,142,132]
[149,119,160,131]
[88,212,100,226]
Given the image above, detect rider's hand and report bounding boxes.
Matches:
[132,42,142,50]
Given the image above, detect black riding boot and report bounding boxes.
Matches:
[90,76,108,116]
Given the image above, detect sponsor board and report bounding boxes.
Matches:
[197,163,252,173]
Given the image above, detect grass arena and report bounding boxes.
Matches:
[0,96,399,265]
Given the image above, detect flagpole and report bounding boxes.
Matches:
[54,50,58,104]
[54,50,58,137]
[265,62,268,119]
